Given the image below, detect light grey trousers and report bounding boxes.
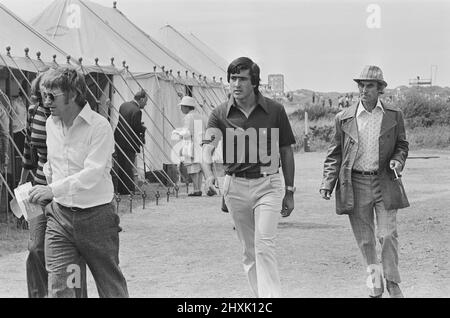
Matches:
[349,173,401,294]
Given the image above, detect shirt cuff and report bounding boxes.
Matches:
[49,179,68,198]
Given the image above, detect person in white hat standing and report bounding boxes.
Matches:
[177,96,205,196]
[320,65,409,298]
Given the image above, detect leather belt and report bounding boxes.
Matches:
[226,170,278,179]
[352,170,378,176]
[57,203,84,212]
[57,202,110,212]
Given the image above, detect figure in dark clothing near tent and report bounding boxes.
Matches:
[114,90,147,195]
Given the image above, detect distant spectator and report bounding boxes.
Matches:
[114,89,148,195]
[338,95,344,108]
[0,90,10,174]
[173,96,205,196]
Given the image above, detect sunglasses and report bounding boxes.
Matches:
[42,91,65,101]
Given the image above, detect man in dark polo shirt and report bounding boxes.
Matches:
[202,57,296,298]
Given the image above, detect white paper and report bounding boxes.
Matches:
[13,182,43,221]
[9,197,23,219]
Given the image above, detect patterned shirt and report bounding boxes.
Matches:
[23,103,51,185]
[353,99,384,171]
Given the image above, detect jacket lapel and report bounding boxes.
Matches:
[341,103,359,142]
[379,103,397,137]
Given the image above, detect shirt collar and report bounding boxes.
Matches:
[77,104,95,125]
[226,91,268,117]
[132,100,140,108]
[356,98,385,117]
[51,104,94,126]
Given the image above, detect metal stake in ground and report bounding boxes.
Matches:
[155,191,160,206]
[115,194,121,213]
[129,194,133,214]
[5,163,9,237]
[142,191,147,209]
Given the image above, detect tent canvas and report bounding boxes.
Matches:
[31,0,227,170]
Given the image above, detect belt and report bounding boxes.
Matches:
[57,203,84,212]
[57,202,110,212]
[352,170,378,176]
[226,170,278,179]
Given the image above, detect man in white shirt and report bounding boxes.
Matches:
[29,67,128,298]
[320,65,409,298]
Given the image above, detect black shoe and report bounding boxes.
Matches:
[188,191,202,197]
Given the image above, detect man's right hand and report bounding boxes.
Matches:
[320,189,332,200]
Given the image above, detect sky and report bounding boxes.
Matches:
[1,0,450,92]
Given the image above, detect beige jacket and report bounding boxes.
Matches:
[320,101,409,215]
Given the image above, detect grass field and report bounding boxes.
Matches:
[0,150,449,298]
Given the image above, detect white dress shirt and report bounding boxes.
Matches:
[44,104,115,208]
[353,99,385,172]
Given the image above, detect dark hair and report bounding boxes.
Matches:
[134,89,147,101]
[227,57,260,93]
[42,67,87,107]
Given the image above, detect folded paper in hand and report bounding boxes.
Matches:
[13,182,43,221]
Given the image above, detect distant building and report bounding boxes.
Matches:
[268,74,284,94]
[409,76,432,87]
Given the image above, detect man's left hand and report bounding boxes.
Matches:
[29,185,54,205]
[281,192,294,218]
[389,160,403,172]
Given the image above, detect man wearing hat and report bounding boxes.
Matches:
[114,90,147,195]
[175,96,205,196]
[319,65,409,298]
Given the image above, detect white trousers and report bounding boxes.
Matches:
[223,173,283,298]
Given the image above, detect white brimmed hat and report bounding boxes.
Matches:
[178,96,198,108]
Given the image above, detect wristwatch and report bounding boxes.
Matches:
[285,186,296,193]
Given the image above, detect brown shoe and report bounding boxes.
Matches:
[386,280,404,298]
[188,191,202,197]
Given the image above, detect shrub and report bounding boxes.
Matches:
[407,125,450,150]
[310,124,334,143]
[289,103,340,122]
[399,91,450,128]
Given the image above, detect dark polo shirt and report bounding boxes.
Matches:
[205,92,296,175]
